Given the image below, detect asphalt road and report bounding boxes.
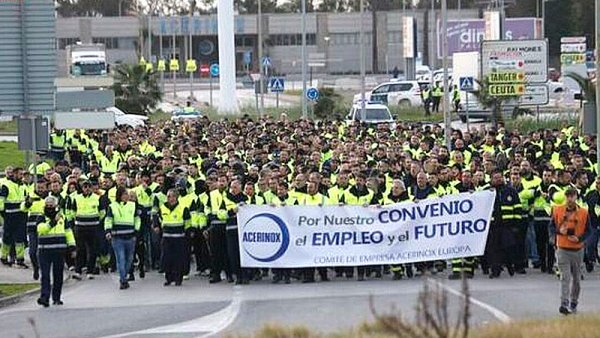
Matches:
[2,267,600,338]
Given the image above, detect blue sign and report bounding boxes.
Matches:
[243,51,252,65]
[210,63,219,77]
[262,56,272,67]
[459,76,474,92]
[306,87,319,101]
[269,78,285,93]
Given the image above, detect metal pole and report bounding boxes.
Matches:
[542,0,546,38]
[595,0,600,172]
[258,0,264,116]
[466,92,470,132]
[172,30,177,98]
[148,15,152,60]
[189,12,194,101]
[19,0,36,184]
[301,0,308,118]
[210,76,213,106]
[442,0,451,149]
[159,24,164,94]
[430,0,435,86]
[359,0,366,120]
[402,1,406,77]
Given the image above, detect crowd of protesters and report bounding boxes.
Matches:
[0,114,597,310]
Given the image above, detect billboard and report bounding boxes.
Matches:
[437,18,539,59]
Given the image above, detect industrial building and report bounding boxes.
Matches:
[56,9,540,77]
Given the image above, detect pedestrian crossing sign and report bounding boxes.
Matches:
[459,76,474,92]
[269,77,285,93]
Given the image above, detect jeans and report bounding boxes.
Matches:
[39,250,65,302]
[112,237,136,284]
[557,248,584,307]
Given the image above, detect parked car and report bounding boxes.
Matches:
[171,108,202,121]
[346,103,396,129]
[353,80,428,108]
[107,106,148,128]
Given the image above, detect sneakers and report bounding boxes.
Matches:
[119,282,130,290]
[53,300,64,306]
[1,258,13,267]
[570,302,578,314]
[86,274,95,280]
[72,273,83,281]
[127,274,135,282]
[559,305,572,315]
[183,275,190,280]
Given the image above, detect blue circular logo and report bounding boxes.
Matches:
[241,213,290,263]
[306,87,319,101]
[210,63,219,77]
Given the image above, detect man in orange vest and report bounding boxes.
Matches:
[550,187,591,315]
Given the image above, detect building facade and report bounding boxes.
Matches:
[56,9,491,77]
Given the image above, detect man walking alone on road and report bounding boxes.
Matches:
[550,187,591,315]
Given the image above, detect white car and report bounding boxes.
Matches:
[353,81,427,108]
[346,103,396,128]
[171,109,202,121]
[107,106,148,128]
[432,68,453,85]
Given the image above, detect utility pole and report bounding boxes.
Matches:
[359,0,366,120]
[189,11,194,101]
[258,0,264,115]
[301,0,308,118]
[442,0,451,149]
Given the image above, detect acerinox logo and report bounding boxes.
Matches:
[241,213,290,262]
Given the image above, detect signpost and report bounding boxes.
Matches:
[481,39,548,126]
[269,77,285,108]
[209,63,219,106]
[459,76,474,131]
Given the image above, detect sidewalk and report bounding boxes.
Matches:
[0,264,36,284]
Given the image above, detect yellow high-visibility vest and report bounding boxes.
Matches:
[169,59,180,72]
[157,59,166,72]
[186,59,197,73]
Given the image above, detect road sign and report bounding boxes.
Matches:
[210,63,219,77]
[200,64,210,76]
[18,116,49,151]
[518,85,549,106]
[481,40,548,83]
[54,111,115,130]
[459,77,474,91]
[489,72,525,84]
[243,51,252,65]
[561,43,586,53]
[561,37,586,44]
[269,78,285,93]
[0,1,56,116]
[262,57,272,67]
[306,87,320,101]
[561,53,586,65]
[489,84,525,96]
[488,59,525,71]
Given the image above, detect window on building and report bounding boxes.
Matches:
[92,37,120,49]
[269,34,317,46]
[58,38,79,50]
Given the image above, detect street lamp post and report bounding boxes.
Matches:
[442,0,451,149]
[359,0,366,120]
[301,0,308,118]
[258,0,264,116]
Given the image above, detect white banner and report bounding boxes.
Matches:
[237,191,496,268]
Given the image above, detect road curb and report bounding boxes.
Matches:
[0,287,40,308]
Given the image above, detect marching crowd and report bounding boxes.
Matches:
[0,114,597,313]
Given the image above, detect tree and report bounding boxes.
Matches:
[472,76,519,127]
[112,64,162,115]
[56,0,136,17]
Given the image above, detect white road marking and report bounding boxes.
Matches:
[427,278,511,323]
[100,286,243,338]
